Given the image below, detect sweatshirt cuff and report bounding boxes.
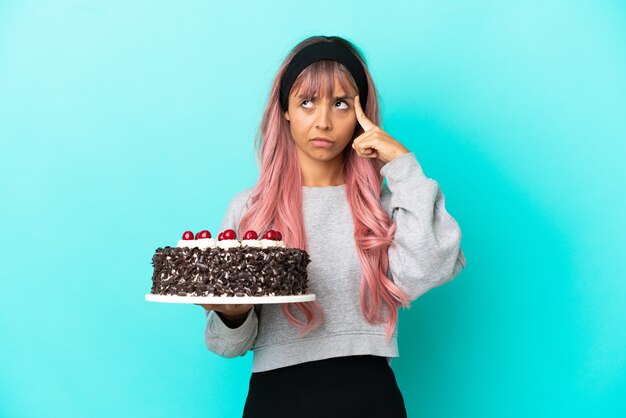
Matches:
[207,307,256,338]
[380,152,430,187]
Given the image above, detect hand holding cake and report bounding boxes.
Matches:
[196,303,253,319]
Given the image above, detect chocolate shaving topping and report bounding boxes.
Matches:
[149,246,311,297]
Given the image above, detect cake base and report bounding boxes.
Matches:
[145,293,316,304]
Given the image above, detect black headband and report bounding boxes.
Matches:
[279,41,368,112]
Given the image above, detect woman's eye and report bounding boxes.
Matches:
[300,99,348,109]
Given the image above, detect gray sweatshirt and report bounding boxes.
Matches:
[204,152,467,373]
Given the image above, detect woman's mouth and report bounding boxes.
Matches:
[310,137,334,148]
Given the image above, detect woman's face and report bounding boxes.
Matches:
[284,79,358,165]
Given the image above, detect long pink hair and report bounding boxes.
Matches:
[238,36,411,341]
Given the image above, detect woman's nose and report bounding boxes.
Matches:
[317,109,332,129]
[315,107,332,129]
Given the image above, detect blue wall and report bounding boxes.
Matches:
[1,1,624,417]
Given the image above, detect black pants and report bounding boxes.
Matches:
[242,355,408,418]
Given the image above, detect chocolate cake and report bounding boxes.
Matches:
[150,228,311,297]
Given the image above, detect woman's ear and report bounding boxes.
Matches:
[284,111,290,122]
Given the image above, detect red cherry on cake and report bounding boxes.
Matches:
[275,231,282,240]
[218,232,224,241]
[196,230,211,239]
[264,230,277,240]
[222,229,237,240]
[182,230,194,240]
[243,230,258,240]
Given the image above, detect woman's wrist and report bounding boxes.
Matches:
[387,149,410,163]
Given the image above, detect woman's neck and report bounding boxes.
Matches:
[297,148,346,187]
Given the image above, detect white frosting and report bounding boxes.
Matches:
[176,238,217,249]
[176,238,285,249]
[216,239,241,249]
[260,239,286,248]
[241,239,264,248]
[196,238,217,250]
[176,239,195,248]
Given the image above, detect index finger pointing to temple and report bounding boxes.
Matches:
[354,95,376,132]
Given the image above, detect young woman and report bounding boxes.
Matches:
[199,35,467,417]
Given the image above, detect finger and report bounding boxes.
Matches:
[351,126,376,149]
[352,136,378,154]
[353,142,376,158]
[356,147,378,159]
[354,95,376,132]
[352,141,369,153]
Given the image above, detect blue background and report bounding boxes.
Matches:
[1,1,625,417]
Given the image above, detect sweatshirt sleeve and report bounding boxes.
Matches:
[204,187,261,358]
[380,152,467,302]
[204,306,259,358]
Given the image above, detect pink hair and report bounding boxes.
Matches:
[238,36,411,342]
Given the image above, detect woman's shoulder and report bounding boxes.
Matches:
[221,186,256,231]
[232,185,255,199]
[227,186,256,210]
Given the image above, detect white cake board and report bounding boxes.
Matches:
[145,293,316,304]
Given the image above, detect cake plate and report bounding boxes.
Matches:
[145,293,316,304]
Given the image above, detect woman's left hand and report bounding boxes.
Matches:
[351,95,411,164]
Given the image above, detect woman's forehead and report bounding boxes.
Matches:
[291,70,356,97]
[293,89,350,98]
[292,82,352,98]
